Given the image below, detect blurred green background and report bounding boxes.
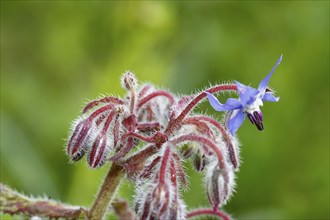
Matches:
[1,1,329,219]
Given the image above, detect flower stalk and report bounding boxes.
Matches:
[87,163,124,220]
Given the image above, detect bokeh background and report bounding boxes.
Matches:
[1,1,329,219]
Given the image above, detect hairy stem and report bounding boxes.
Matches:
[159,146,171,184]
[186,208,231,220]
[130,88,137,114]
[0,183,86,219]
[88,163,124,220]
[138,90,174,110]
[165,84,237,134]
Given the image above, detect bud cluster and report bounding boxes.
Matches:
[66,72,240,219]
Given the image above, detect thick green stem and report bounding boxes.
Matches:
[88,163,124,220]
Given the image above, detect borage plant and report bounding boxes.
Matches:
[0,55,282,220]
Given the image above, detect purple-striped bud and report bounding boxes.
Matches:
[151,184,170,218]
[87,132,111,168]
[66,104,113,163]
[193,150,207,172]
[67,118,91,162]
[122,71,138,90]
[87,111,115,168]
[205,160,235,211]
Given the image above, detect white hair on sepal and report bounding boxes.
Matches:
[86,134,113,169]
[134,178,156,217]
[204,157,236,208]
[64,113,95,163]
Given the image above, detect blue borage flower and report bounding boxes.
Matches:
[205,55,282,136]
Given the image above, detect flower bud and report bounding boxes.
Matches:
[151,184,170,217]
[205,160,235,210]
[122,71,138,90]
[67,118,91,162]
[87,132,110,168]
[225,135,240,170]
[193,150,207,172]
[87,111,116,168]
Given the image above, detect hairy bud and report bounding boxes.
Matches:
[151,184,170,218]
[193,150,207,172]
[122,71,138,90]
[67,117,91,162]
[205,160,235,211]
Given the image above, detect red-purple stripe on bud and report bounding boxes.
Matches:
[87,111,116,168]
[67,105,113,163]
[122,71,138,90]
[67,119,91,162]
[193,150,207,172]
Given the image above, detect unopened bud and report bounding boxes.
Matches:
[206,160,235,210]
[87,132,110,168]
[67,118,91,162]
[193,150,207,172]
[152,184,170,217]
[122,71,137,90]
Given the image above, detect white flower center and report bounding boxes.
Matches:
[243,98,263,114]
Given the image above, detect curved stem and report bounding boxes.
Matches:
[185,115,239,169]
[186,208,231,220]
[165,84,237,135]
[170,134,225,168]
[138,90,174,110]
[88,163,124,220]
[83,97,123,114]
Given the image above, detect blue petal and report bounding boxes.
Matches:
[258,55,282,91]
[262,92,280,102]
[227,109,245,136]
[205,92,242,111]
[235,81,259,105]
[225,98,243,108]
